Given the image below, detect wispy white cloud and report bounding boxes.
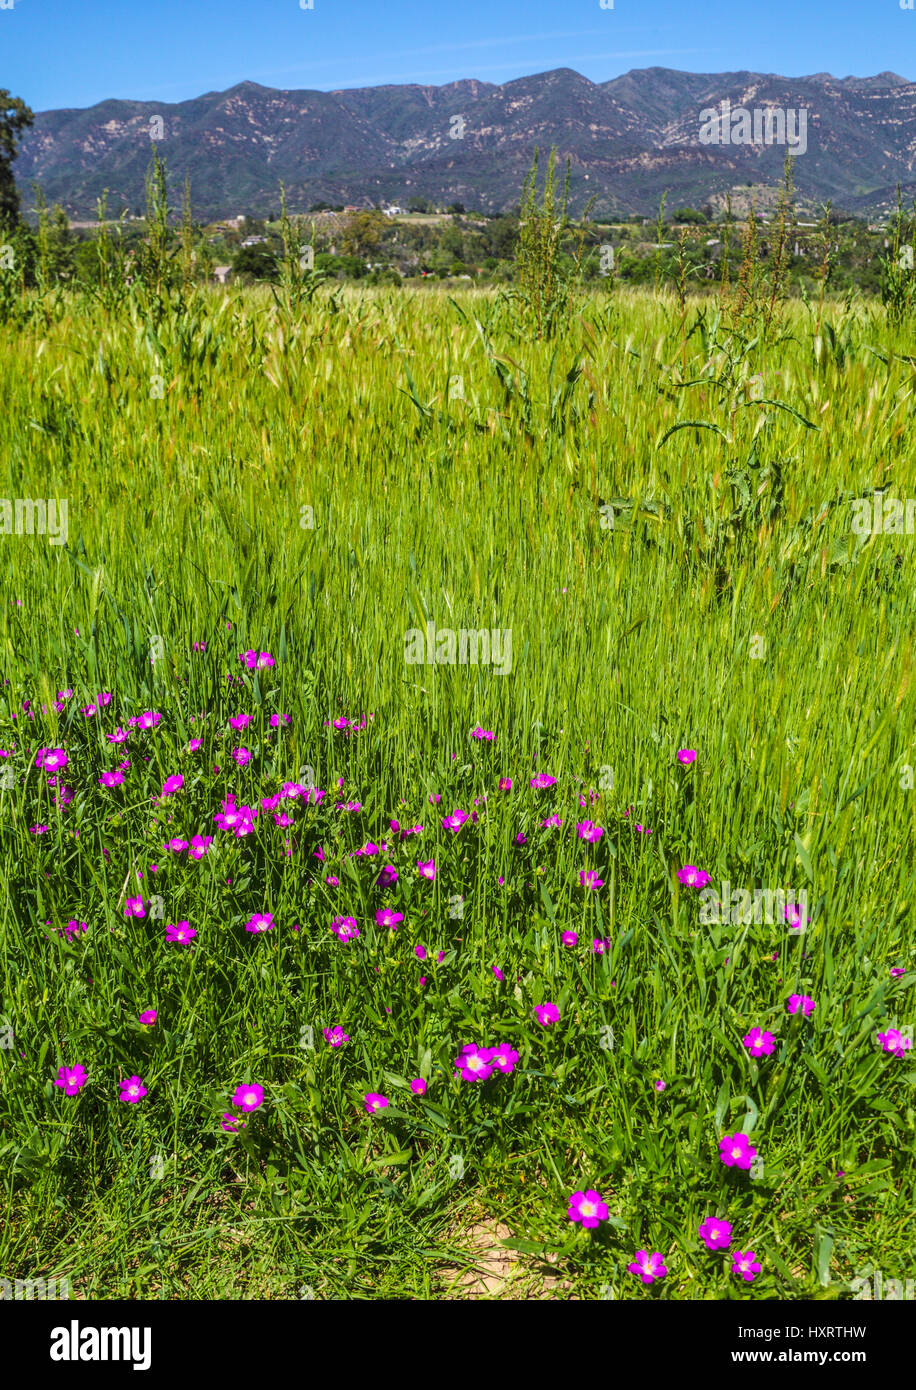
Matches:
[316,50,715,91]
[244,28,661,80]
[109,45,712,104]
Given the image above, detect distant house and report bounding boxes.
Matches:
[343,205,361,213]
[212,266,232,284]
[241,235,267,247]
[383,206,404,217]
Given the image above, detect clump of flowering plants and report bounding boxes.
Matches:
[2,293,915,1304]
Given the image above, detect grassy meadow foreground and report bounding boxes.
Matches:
[0,282,914,1299]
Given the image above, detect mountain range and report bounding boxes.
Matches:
[13,66,916,221]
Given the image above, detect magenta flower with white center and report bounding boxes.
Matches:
[232,747,251,765]
[534,1002,560,1026]
[454,1044,495,1082]
[188,738,203,752]
[355,841,383,857]
[240,650,274,670]
[498,777,512,791]
[139,1010,157,1026]
[232,1083,264,1112]
[165,838,189,853]
[323,1026,349,1047]
[53,1064,88,1095]
[568,1190,609,1229]
[409,1077,427,1095]
[877,1029,912,1058]
[698,1217,733,1251]
[489,1044,518,1074]
[579,870,603,890]
[577,820,604,842]
[562,931,578,947]
[245,913,275,933]
[213,803,240,830]
[364,1092,389,1114]
[676,749,697,765]
[787,994,816,1016]
[107,727,130,743]
[677,865,711,888]
[731,1251,761,1283]
[376,908,403,930]
[417,859,436,881]
[221,1113,245,1132]
[229,714,253,730]
[189,835,212,859]
[124,896,145,918]
[784,902,807,931]
[331,915,359,942]
[376,864,398,886]
[530,773,557,789]
[36,748,68,772]
[442,808,469,831]
[890,967,905,979]
[592,937,610,954]
[471,727,495,740]
[99,770,125,787]
[719,1133,757,1170]
[654,1079,666,1092]
[165,921,196,943]
[627,1251,667,1285]
[742,1027,776,1057]
[119,1075,147,1104]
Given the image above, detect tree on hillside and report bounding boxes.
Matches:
[0,90,34,231]
[339,210,386,258]
[233,243,279,282]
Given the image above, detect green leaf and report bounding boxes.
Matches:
[657,420,730,449]
[539,881,557,925]
[735,398,819,430]
[793,832,814,882]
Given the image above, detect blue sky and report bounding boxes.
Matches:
[1,0,913,111]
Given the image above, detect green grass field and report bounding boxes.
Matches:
[0,282,914,1300]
